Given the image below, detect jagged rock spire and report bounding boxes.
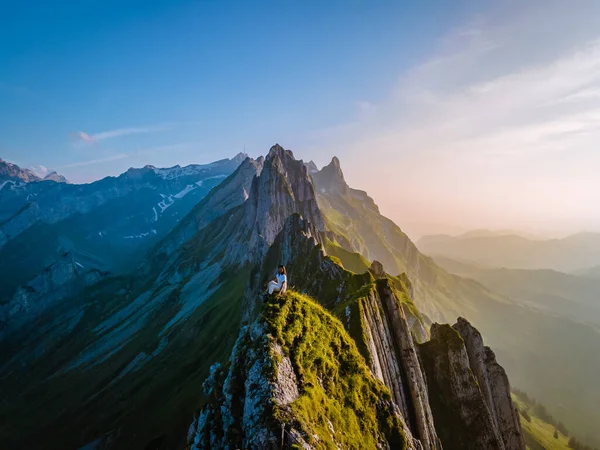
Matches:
[238,144,325,260]
[419,319,526,450]
[369,260,386,278]
[311,155,349,195]
[304,160,319,174]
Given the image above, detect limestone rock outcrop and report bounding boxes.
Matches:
[419,319,525,450]
[453,317,525,450]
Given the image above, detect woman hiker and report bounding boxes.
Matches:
[266,265,288,295]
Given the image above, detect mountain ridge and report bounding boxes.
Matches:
[0,144,583,449]
[0,157,68,184]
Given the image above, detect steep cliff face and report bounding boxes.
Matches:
[338,263,439,450]
[453,318,525,450]
[151,156,264,258]
[375,279,441,450]
[189,292,418,450]
[419,319,525,450]
[233,144,325,264]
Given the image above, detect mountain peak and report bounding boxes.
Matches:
[233,144,324,261]
[304,160,319,174]
[266,143,295,161]
[231,152,248,164]
[43,171,68,183]
[311,155,348,194]
[0,158,42,183]
[324,156,345,182]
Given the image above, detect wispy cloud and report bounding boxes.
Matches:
[60,154,129,168]
[59,143,190,169]
[315,1,600,235]
[29,164,50,178]
[71,124,172,144]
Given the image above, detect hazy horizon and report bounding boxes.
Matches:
[2,0,600,239]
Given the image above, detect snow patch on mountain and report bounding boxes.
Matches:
[124,230,156,239]
[153,162,220,180]
[158,195,175,213]
[0,180,23,191]
[173,184,197,199]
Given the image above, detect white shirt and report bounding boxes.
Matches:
[276,273,287,287]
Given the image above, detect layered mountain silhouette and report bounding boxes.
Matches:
[417,231,600,273]
[0,154,246,303]
[0,145,594,449]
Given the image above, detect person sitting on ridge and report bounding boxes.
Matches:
[266,265,287,296]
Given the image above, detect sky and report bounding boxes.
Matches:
[2,0,600,239]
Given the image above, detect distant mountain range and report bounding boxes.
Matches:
[417,231,600,272]
[0,146,597,449]
[0,158,68,184]
[433,255,600,327]
[0,153,247,303]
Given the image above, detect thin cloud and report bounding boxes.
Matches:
[59,143,190,169]
[29,165,50,178]
[60,154,129,168]
[71,124,172,144]
[313,1,600,235]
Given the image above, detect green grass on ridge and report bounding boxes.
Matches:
[263,291,409,450]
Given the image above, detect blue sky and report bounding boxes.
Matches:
[2,0,600,236]
[0,0,474,178]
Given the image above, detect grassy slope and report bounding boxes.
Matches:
[512,396,571,450]
[264,291,409,450]
[0,267,251,450]
[324,239,370,274]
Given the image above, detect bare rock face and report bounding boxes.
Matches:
[311,156,349,196]
[375,279,442,450]
[189,323,302,450]
[361,286,412,420]
[224,144,325,265]
[370,260,386,278]
[453,317,525,450]
[247,144,324,245]
[152,156,264,258]
[43,171,68,183]
[0,158,42,183]
[419,323,507,450]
